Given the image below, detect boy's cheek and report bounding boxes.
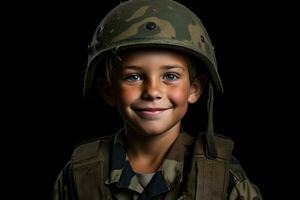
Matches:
[167,87,190,102]
[118,87,139,102]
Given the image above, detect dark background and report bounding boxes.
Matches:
[2,0,288,199]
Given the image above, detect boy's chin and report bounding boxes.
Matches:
[126,123,180,138]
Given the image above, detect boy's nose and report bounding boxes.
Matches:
[141,80,162,100]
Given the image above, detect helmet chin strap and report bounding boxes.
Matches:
[205,83,218,159]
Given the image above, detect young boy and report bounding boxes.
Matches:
[53,0,262,199]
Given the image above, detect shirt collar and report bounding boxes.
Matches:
[105,128,194,196]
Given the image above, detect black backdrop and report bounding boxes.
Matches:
[2,0,283,199]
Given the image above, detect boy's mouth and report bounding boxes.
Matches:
[133,108,170,112]
[132,107,171,119]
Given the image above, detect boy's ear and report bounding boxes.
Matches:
[188,75,208,104]
[97,78,116,106]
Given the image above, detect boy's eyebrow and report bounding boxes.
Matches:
[161,65,186,70]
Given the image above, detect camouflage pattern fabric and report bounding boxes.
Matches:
[53,129,262,200]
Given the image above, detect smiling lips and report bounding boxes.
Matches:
[133,107,171,119]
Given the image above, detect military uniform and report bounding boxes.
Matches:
[53,0,263,199]
[53,129,262,200]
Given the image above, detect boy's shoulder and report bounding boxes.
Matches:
[71,134,115,167]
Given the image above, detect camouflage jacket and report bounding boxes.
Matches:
[53,130,262,200]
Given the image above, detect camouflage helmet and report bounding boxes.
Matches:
[84,0,223,97]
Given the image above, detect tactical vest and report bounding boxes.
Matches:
[71,134,234,200]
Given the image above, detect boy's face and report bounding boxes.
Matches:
[102,49,203,137]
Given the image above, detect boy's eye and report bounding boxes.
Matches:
[124,74,143,82]
[163,73,180,81]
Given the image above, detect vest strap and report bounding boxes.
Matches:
[71,136,113,200]
[184,134,234,200]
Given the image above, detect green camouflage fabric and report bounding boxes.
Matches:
[84,0,223,98]
[53,129,263,200]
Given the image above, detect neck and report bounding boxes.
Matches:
[123,124,181,173]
